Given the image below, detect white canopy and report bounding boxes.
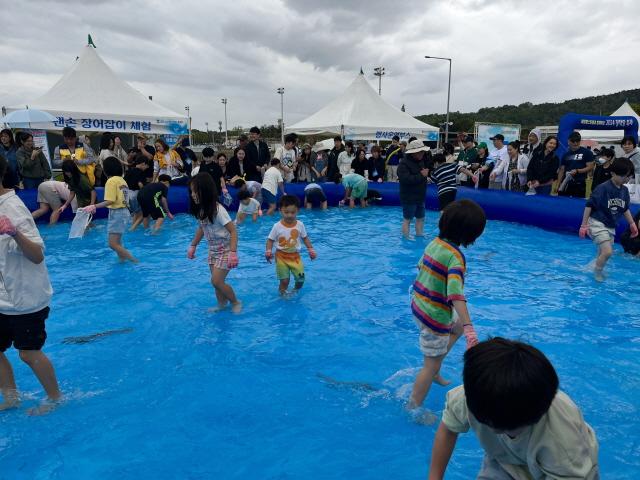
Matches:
[5,44,187,135]
[286,73,438,141]
[578,101,640,142]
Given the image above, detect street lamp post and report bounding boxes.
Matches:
[221,98,228,146]
[373,66,385,96]
[205,121,210,144]
[277,87,284,145]
[185,105,192,146]
[424,56,452,146]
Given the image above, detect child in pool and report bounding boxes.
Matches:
[0,155,61,413]
[235,190,262,224]
[265,194,316,295]
[579,157,637,281]
[429,338,599,479]
[187,173,242,313]
[409,199,486,418]
[82,157,137,263]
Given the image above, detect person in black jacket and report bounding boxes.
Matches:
[526,136,560,196]
[325,136,344,182]
[398,139,430,238]
[246,126,271,174]
[227,147,261,182]
[369,145,386,182]
[591,147,615,190]
[351,149,372,177]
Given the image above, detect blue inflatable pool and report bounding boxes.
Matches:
[17,182,638,239]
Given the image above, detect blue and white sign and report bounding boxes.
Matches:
[475,123,521,153]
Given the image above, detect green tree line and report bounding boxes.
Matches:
[415,88,640,134]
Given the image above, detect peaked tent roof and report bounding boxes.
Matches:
[578,101,640,142]
[286,73,438,141]
[6,44,187,134]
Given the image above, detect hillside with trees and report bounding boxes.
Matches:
[415,88,640,134]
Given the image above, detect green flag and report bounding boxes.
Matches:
[88,34,96,48]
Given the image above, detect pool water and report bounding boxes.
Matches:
[1,207,639,479]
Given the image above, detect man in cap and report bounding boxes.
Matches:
[488,134,510,189]
[457,135,478,186]
[557,131,594,198]
[398,139,430,239]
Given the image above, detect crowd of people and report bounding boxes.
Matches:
[0,121,639,476]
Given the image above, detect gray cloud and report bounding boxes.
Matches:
[1,0,639,131]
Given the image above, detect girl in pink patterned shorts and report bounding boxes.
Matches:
[187,173,242,313]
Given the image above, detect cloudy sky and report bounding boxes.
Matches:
[1,0,638,131]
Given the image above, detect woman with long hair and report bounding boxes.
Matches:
[16,133,51,189]
[153,139,184,183]
[0,129,19,188]
[526,136,560,196]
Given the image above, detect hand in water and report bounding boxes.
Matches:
[187,245,196,259]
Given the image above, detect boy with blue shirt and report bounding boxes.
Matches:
[579,157,638,280]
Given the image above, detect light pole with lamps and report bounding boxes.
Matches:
[221,98,228,146]
[205,121,210,144]
[277,87,284,145]
[373,66,385,95]
[184,105,192,146]
[424,56,452,146]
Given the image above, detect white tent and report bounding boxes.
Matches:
[286,73,439,141]
[5,44,187,135]
[578,101,640,142]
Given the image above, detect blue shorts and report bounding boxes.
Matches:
[402,202,425,220]
[262,188,277,206]
[107,208,130,234]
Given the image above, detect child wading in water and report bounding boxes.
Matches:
[0,155,61,414]
[265,195,316,295]
[409,199,486,422]
[83,156,137,262]
[187,173,242,313]
[580,157,638,281]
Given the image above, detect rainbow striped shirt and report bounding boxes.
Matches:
[411,237,466,335]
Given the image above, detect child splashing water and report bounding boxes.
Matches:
[408,200,486,423]
[265,195,316,295]
[187,173,242,313]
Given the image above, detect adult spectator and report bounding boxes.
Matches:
[236,134,249,153]
[457,136,478,186]
[505,140,529,192]
[351,149,372,177]
[369,145,385,182]
[296,144,315,183]
[488,134,509,190]
[273,133,298,182]
[199,147,227,196]
[443,143,455,163]
[228,146,260,182]
[398,139,430,238]
[312,147,327,182]
[522,128,542,161]
[385,135,403,182]
[591,147,615,190]
[557,131,595,198]
[326,136,344,182]
[0,129,19,189]
[16,133,51,189]
[113,136,129,165]
[621,135,640,186]
[97,132,115,186]
[53,127,97,185]
[337,140,356,177]
[476,142,492,189]
[217,153,231,182]
[135,134,156,161]
[526,136,560,195]
[152,138,185,183]
[174,137,197,177]
[31,180,76,225]
[246,126,271,173]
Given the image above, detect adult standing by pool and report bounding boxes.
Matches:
[153,139,185,184]
[385,135,403,182]
[274,134,298,183]
[475,142,492,189]
[488,134,509,190]
[96,133,116,186]
[522,128,542,161]
[16,133,51,189]
[228,147,260,183]
[526,136,560,195]
[0,129,19,189]
[456,136,477,186]
[53,127,97,185]
[621,135,640,188]
[246,127,271,176]
[325,136,344,182]
[506,141,529,192]
[398,139,430,239]
[557,131,594,198]
[337,141,355,177]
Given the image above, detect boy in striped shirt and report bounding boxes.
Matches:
[408,200,486,417]
[430,153,477,210]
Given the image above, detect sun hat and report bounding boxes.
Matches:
[405,139,429,154]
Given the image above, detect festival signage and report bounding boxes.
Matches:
[47,115,188,135]
[474,123,521,153]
